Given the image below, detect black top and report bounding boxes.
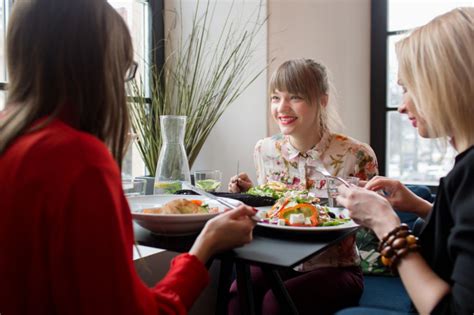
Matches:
[419,146,474,314]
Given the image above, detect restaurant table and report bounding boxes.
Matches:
[134,222,358,315]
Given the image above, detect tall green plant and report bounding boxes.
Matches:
[129,0,266,176]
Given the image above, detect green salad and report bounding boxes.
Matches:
[154,181,182,194]
[247,181,289,199]
[196,179,221,192]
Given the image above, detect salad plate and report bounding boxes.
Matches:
[247,181,289,199]
[255,206,359,233]
[128,194,239,235]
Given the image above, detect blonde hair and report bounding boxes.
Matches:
[0,0,133,167]
[396,7,474,151]
[269,59,343,135]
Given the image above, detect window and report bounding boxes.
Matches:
[109,0,152,177]
[371,0,473,186]
[109,0,150,97]
[0,0,12,111]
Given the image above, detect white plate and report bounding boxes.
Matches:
[127,194,240,236]
[255,206,358,233]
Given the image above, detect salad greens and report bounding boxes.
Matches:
[247,181,289,199]
[154,181,182,194]
[196,179,221,192]
[261,191,350,227]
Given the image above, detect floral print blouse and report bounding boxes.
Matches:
[254,132,378,271]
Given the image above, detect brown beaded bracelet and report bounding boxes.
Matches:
[378,224,420,273]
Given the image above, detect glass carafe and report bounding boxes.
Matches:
[154,115,191,194]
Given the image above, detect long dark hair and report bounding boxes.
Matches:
[0,0,133,167]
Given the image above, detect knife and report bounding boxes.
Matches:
[182,182,261,222]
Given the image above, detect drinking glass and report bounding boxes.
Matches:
[122,178,147,196]
[194,170,222,192]
[327,176,360,207]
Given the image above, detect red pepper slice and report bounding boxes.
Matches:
[278,203,319,226]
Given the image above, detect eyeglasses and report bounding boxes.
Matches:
[125,61,138,82]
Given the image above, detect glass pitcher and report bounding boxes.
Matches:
[154,115,191,194]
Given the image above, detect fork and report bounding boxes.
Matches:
[182,182,261,222]
[234,160,240,185]
[314,166,351,188]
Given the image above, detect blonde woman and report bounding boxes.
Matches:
[337,7,474,315]
[228,59,378,315]
[0,0,256,313]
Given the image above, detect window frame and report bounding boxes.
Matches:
[370,0,410,174]
[370,0,388,177]
[127,0,163,105]
[370,0,442,192]
[0,0,13,95]
[149,0,164,77]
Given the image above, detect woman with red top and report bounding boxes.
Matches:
[0,0,256,314]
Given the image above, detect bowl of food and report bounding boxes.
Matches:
[127,194,236,235]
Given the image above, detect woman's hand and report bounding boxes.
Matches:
[228,172,253,193]
[364,176,432,218]
[336,184,400,239]
[189,205,256,263]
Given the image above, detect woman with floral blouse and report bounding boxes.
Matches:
[228,59,378,315]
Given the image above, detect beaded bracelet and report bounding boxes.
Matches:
[378,223,420,273]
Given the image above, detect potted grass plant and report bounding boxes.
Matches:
[129,0,266,180]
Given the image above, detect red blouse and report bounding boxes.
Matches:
[0,119,209,314]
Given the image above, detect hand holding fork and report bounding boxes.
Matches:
[228,160,253,193]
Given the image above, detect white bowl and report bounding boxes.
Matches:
[127,194,237,235]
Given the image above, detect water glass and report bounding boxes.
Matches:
[122,178,147,196]
[327,176,360,207]
[194,170,222,192]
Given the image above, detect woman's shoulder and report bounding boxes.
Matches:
[328,132,368,146]
[455,145,474,164]
[258,134,284,144]
[255,134,285,150]
[326,133,378,178]
[2,119,119,195]
[24,119,116,171]
[448,145,474,181]
[328,133,376,157]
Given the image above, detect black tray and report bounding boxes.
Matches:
[174,190,276,207]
